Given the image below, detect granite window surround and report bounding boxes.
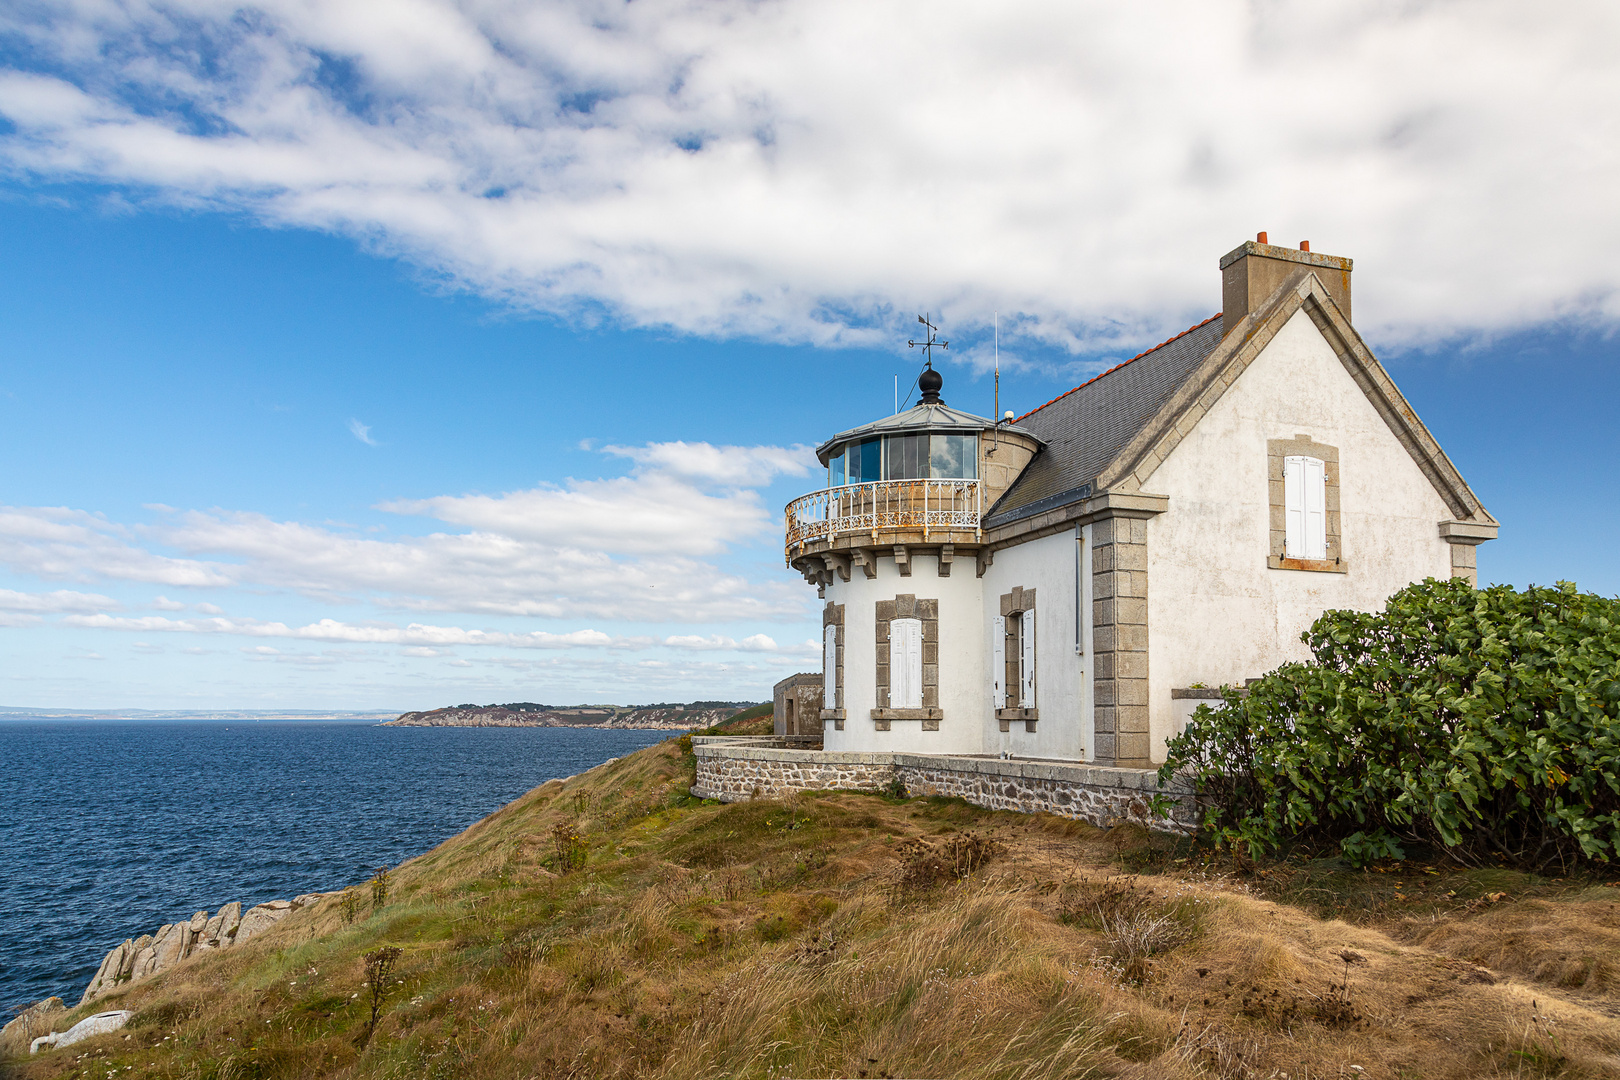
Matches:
[997,586,1038,732]
[873,594,941,731]
[821,602,846,730]
[1267,435,1346,573]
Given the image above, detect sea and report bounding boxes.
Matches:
[0,720,671,1013]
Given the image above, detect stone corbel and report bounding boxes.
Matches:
[938,543,954,577]
[976,546,994,577]
[894,545,911,577]
[852,548,879,580]
[1438,520,1499,544]
[821,552,851,583]
[1439,520,1497,585]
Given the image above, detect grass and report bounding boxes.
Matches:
[9,738,1620,1079]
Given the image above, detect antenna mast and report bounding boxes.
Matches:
[990,313,1002,457]
[994,311,1000,424]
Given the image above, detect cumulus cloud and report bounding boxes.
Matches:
[0,587,117,613]
[385,441,813,555]
[0,441,810,622]
[600,442,815,487]
[0,506,233,587]
[1,2,1616,351]
[59,612,771,655]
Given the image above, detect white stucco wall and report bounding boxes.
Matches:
[980,529,1092,762]
[1141,308,1457,761]
[821,553,990,756]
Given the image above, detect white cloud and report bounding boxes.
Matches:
[384,441,812,556]
[0,587,117,614]
[600,442,815,487]
[57,612,808,660]
[662,632,813,657]
[348,418,379,446]
[0,506,232,587]
[0,441,810,622]
[1,2,1617,351]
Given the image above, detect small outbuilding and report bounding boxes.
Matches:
[772,673,824,737]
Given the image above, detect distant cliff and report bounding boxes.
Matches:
[381,701,757,730]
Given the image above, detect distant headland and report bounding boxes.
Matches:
[382,700,762,730]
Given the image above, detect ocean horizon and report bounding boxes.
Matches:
[1,719,670,1012]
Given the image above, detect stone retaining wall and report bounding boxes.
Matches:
[691,738,1195,832]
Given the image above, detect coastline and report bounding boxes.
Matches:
[0,722,675,1012]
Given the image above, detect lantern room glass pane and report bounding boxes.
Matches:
[885,433,928,479]
[851,438,881,483]
[929,433,978,478]
[828,452,844,488]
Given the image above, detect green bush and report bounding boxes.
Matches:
[1157,578,1620,869]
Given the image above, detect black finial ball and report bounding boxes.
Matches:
[919,366,944,405]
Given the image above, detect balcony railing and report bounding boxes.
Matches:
[785,479,983,551]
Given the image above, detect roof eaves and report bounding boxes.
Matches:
[983,481,1096,529]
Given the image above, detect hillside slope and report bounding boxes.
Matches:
[9,738,1620,1079]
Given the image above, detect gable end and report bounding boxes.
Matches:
[1095,270,1495,527]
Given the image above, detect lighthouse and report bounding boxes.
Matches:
[786,356,1040,755]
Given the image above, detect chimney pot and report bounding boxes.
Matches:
[1256,231,1268,244]
[1300,240,1310,252]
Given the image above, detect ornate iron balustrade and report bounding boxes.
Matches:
[785,479,983,552]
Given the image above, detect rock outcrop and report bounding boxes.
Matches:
[0,997,65,1056]
[77,893,333,1006]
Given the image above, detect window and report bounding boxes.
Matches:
[889,617,923,708]
[829,432,978,485]
[888,433,928,479]
[850,438,881,483]
[1284,455,1327,560]
[993,586,1038,723]
[928,433,978,479]
[1269,437,1344,572]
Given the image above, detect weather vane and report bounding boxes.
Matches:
[907,313,948,368]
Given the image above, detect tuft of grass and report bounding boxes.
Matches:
[10,736,1620,1080]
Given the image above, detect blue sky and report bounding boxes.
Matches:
[0,2,1616,709]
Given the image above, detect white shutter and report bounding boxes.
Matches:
[890,618,922,709]
[823,625,837,706]
[1284,455,1305,558]
[907,621,924,709]
[1304,457,1326,559]
[1019,608,1037,710]
[991,615,1006,710]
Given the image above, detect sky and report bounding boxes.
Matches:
[0,0,1617,711]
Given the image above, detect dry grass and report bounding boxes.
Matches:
[7,739,1620,1079]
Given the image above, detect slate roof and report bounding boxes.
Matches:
[985,314,1225,527]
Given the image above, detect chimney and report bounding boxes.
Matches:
[1220,234,1352,336]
